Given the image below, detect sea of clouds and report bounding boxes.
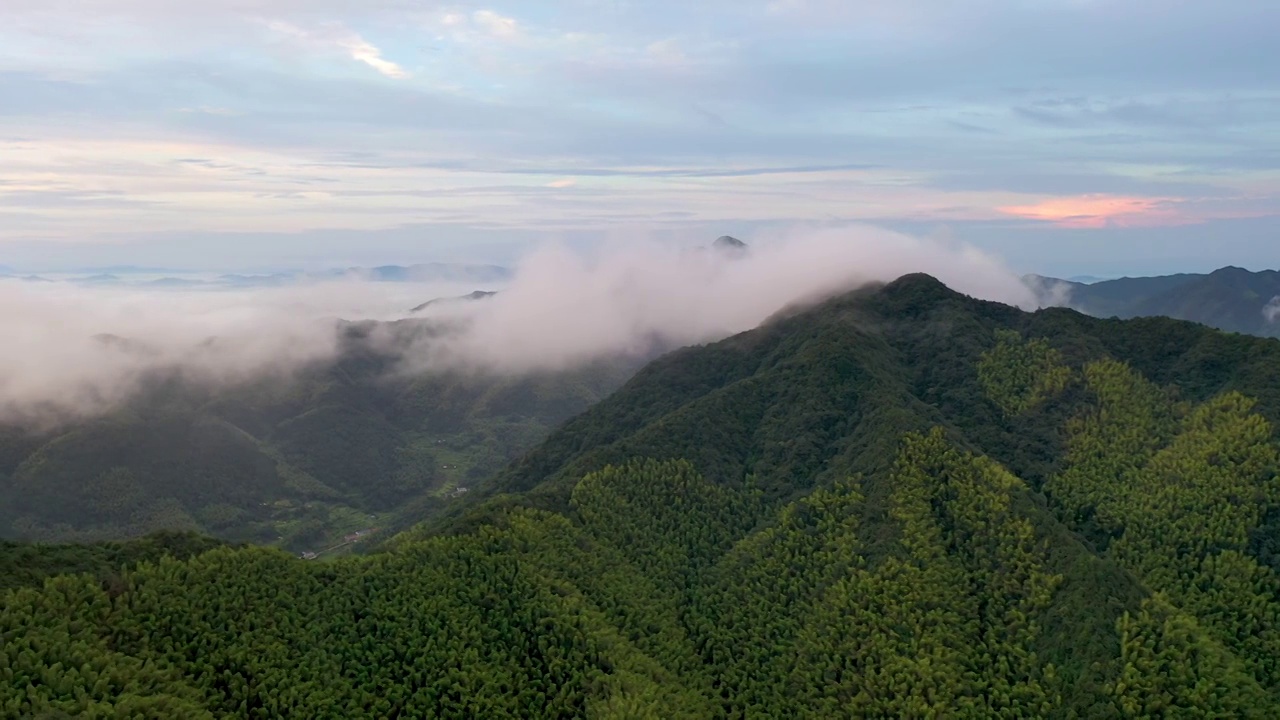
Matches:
[0,225,1044,421]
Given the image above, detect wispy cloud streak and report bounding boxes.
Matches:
[265,20,410,79]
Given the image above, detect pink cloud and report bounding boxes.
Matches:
[997,194,1185,228]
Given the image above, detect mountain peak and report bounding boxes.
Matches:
[880,272,954,298]
[409,289,498,313]
[711,235,749,256]
[863,273,972,317]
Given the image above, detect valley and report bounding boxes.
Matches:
[0,320,645,553]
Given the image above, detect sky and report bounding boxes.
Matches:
[1,0,1278,276]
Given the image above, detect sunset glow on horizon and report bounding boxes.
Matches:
[997,195,1182,229]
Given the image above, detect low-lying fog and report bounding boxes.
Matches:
[1,226,1048,422]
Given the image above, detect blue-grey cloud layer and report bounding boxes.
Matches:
[0,0,1277,273]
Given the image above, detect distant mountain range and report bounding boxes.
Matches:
[409,290,498,314]
[1028,265,1280,338]
[0,263,514,288]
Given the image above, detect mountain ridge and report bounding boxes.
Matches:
[1028,265,1280,338]
[416,269,1280,540]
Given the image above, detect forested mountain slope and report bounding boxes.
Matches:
[0,318,642,549]
[6,274,1280,717]
[1031,266,1280,338]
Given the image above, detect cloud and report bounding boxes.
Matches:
[472,10,519,39]
[927,171,1229,198]
[338,35,411,79]
[266,21,409,79]
[1021,273,1076,309]
[0,277,476,424]
[0,189,166,209]
[406,225,1040,373]
[997,195,1182,228]
[1,0,1278,270]
[1264,296,1280,324]
[546,178,577,189]
[423,8,524,47]
[0,227,1039,422]
[645,39,686,65]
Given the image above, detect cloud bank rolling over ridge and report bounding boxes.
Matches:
[412,227,1036,373]
[0,228,1037,423]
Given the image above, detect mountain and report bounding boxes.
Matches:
[409,289,498,313]
[144,277,206,288]
[712,234,749,257]
[309,263,513,284]
[1031,266,1280,337]
[0,318,645,550]
[217,272,292,287]
[7,274,1280,717]
[227,263,512,287]
[76,273,123,285]
[7,264,516,289]
[82,266,190,274]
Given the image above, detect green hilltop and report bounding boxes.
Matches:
[6,273,1280,717]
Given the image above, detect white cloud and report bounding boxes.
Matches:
[265,20,410,78]
[0,277,466,423]
[1022,273,1076,308]
[645,38,686,65]
[472,9,519,39]
[0,228,1042,422]
[338,35,411,78]
[1264,295,1280,323]
[410,225,1041,374]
